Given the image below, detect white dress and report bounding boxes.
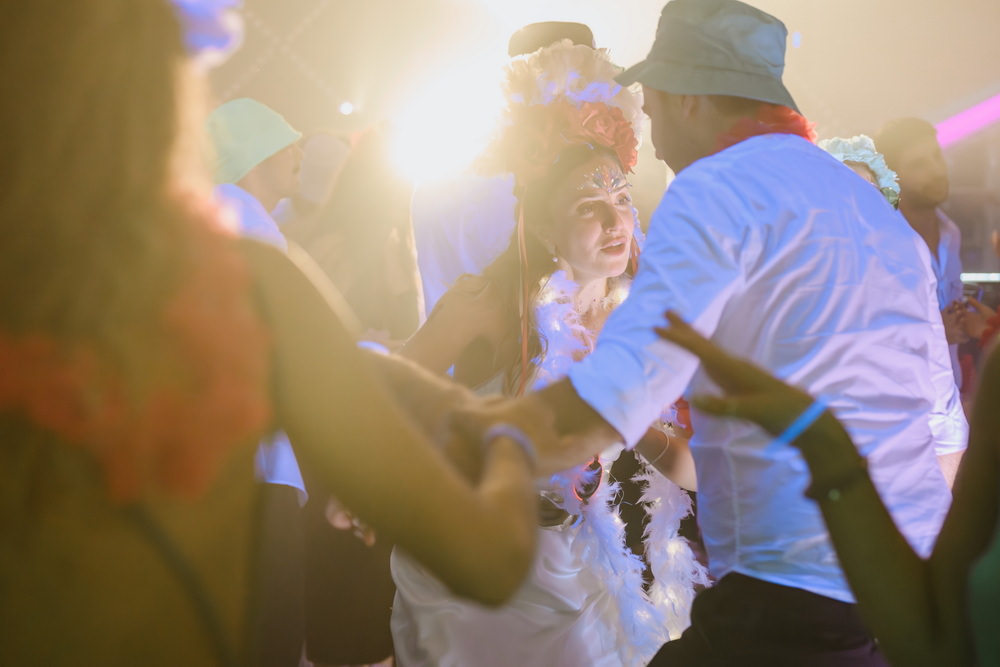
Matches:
[391,273,707,667]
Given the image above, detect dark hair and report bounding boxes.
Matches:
[481,144,620,394]
[311,126,421,339]
[874,118,939,170]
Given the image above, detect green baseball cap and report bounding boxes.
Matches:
[208,98,302,184]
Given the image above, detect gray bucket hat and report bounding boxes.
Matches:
[617,0,799,112]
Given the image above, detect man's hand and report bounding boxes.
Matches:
[325,495,377,546]
[961,297,997,341]
[446,387,614,478]
[942,301,969,345]
[655,311,816,436]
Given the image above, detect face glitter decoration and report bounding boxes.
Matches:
[577,163,629,194]
[547,154,635,286]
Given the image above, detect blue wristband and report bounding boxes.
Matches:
[773,396,829,447]
[483,423,537,468]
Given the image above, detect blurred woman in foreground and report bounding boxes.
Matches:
[0,2,537,665]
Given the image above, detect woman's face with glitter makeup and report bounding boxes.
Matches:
[543,153,635,284]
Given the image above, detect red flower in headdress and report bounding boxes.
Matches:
[569,102,638,172]
[483,100,638,187]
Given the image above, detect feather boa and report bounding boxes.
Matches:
[636,460,711,638]
[530,271,703,664]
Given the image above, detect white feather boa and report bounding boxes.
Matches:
[530,271,707,664]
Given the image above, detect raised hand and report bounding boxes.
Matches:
[942,301,969,345]
[962,297,997,341]
[654,310,814,437]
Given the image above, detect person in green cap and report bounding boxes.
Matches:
[208,97,303,250]
[208,96,309,666]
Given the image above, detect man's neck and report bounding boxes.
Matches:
[900,200,941,255]
[236,176,278,212]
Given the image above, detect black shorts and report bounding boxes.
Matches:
[647,572,888,667]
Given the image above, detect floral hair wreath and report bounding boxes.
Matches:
[485,99,639,187]
[819,135,901,208]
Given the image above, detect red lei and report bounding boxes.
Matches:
[0,194,272,501]
[714,105,817,153]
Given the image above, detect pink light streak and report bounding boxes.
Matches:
[936,92,1000,149]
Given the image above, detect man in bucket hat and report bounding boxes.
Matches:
[209,97,307,667]
[209,97,303,249]
[463,0,966,663]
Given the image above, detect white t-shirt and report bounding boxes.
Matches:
[568,134,966,602]
[215,183,306,504]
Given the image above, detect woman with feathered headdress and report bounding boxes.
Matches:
[393,41,706,667]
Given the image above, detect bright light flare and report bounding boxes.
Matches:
[391,57,506,183]
[339,101,355,116]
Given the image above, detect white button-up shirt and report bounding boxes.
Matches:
[933,209,964,387]
[568,134,966,602]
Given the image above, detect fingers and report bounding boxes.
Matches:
[967,297,996,317]
[326,499,378,546]
[654,311,715,357]
[692,391,813,436]
[655,310,774,394]
[692,393,776,421]
[690,394,734,415]
[655,310,817,436]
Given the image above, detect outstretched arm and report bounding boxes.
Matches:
[657,311,997,666]
[399,274,504,376]
[240,240,537,605]
[459,379,624,477]
[365,350,477,442]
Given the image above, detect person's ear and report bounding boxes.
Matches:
[529,228,558,262]
[540,234,558,259]
[680,94,702,120]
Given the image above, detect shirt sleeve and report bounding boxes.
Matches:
[924,272,969,455]
[567,170,744,446]
[941,214,964,305]
[913,220,968,454]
